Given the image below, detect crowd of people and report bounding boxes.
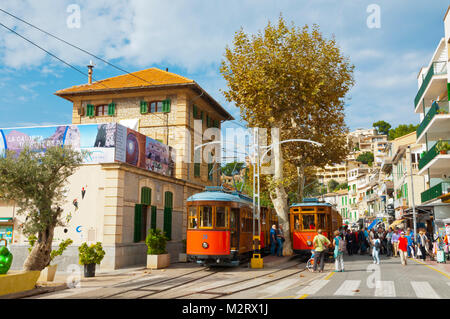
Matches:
[312,224,449,272]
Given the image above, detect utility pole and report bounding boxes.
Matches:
[408,146,417,242]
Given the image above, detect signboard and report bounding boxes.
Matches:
[0,123,175,177]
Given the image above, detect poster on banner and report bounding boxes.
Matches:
[0,123,117,164]
[114,124,175,177]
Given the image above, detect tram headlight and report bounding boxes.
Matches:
[307,240,312,246]
[202,242,209,249]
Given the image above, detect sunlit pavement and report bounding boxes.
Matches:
[27,254,450,299]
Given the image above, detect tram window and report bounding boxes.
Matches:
[294,215,300,231]
[216,207,229,228]
[188,207,197,229]
[317,214,326,229]
[199,206,213,228]
[302,214,315,230]
[302,208,314,212]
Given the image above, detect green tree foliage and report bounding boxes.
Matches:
[388,124,419,140]
[327,179,339,192]
[356,152,374,166]
[49,238,73,264]
[221,162,245,176]
[373,120,391,135]
[0,146,84,271]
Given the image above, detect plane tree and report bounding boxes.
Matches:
[220,16,354,255]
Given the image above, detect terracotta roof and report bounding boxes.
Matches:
[55,67,194,95]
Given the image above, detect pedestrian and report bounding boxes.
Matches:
[312,229,331,273]
[276,224,285,257]
[391,229,400,257]
[333,230,345,272]
[385,228,393,257]
[372,233,381,264]
[417,229,428,261]
[405,228,415,258]
[398,231,408,266]
[352,228,359,255]
[270,225,277,256]
[359,228,366,255]
[345,229,353,256]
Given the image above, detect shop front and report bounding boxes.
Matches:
[0,218,13,248]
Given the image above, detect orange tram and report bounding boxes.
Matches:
[290,198,342,257]
[186,187,278,266]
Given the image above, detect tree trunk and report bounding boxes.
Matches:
[23,226,55,271]
[271,128,293,256]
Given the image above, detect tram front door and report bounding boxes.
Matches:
[230,208,240,250]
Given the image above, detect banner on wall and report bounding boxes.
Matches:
[0,123,175,177]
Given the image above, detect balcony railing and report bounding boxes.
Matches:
[416,101,449,138]
[421,182,450,203]
[418,140,450,170]
[414,61,447,108]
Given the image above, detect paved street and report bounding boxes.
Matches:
[27,254,450,299]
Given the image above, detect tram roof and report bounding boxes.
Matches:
[290,202,332,208]
[187,191,253,205]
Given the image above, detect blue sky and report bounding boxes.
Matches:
[0,0,449,135]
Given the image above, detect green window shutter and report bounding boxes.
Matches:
[164,191,173,209]
[134,204,143,242]
[206,115,210,127]
[141,187,151,206]
[108,102,116,116]
[200,111,204,122]
[163,207,172,241]
[86,104,94,117]
[140,101,148,114]
[213,120,219,128]
[151,206,157,230]
[193,104,198,118]
[194,163,200,177]
[162,99,171,113]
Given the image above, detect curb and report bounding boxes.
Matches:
[0,283,68,299]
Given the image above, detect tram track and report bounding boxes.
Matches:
[130,260,306,299]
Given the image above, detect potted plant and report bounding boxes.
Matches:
[179,239,187,262]
[38,238,73,282]
[145,228,170,269]
[78,242,105,277]
[436,140,450,154]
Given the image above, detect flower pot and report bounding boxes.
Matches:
[38,264,58,282]
[83,263,96,277]
[440,151,446,154]
[147,254,170,269]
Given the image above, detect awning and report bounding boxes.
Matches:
[389,219,405,229]
[368,218,383,230]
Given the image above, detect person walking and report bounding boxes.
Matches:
[345,229,353,256]
[333,230,345,272]
[276,224,285,257]
[270,225,277,256]
[312,229,331,273]
[385,228,393,257]
[391,229,400,257]
[417,229,428,261]
[398,231,408,266]
[372,233,381,264]
[405,228,415,258]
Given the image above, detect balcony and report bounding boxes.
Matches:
[421,181,450,203]
[414,61,447,111]
[416,101,450,143]
[418,140,450,177]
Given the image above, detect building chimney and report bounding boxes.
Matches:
[166,67,169,72]
[87,60,94,84]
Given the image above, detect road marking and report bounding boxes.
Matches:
[334,280,361,296]
[409,258,450,280]
[374,281,396,297]
[295,279,329,295]
[324,272,335,280]
[411,281,440,299]
[262,278,301,294]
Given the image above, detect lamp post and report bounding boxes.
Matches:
[407,146,417,242]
